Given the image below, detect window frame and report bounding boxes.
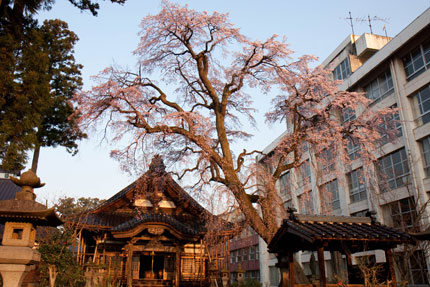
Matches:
[342,108,356,123]
[389,197,417,232]
[347,138,361,160]
[408,250,429,285]
[298,160,311,186]
[365,69,394,103]
[321,179,340,210]
[298,190,314,214]
[420,136,430,177]
[379,106,402,145]
[415,85,430,126]
[378,148,410,192]
[333,57,352,80]
[348,168,367,203]
[319,147,336,174]
[403,40,430,81]
[279,171,291,197]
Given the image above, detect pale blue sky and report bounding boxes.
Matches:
[32,0,429,204]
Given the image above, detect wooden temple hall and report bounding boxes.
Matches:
[69,156,228,287]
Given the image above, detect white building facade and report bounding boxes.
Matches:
[260,8,430,287]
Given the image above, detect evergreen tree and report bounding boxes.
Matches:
[0,17,86,172]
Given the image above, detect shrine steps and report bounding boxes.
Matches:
[133,279,173,287]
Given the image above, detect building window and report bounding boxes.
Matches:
[389,197,417,232]
[415,85,430,126]
[242,248,248,262]
[420,136,430,177]
[365,69,394,103]
[403,40,430,81]
[396,251,429,286]
[298,191,313,214]
[255,245,259,260]
[321,179,340,211]
[249,246,255,260]
[342,108,356,123]
[347,138,360,160]
[407,251,429,285]
[351,209,369,217]
[333,57,351,80]
[348,168,367,203]
[379,106,402,145]
[298,160,311,186]
[279,171,291,197]
[318,147,335,174]
[378,148,410,192]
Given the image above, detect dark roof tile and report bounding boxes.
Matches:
[269,214,413,253]
[0,179,20,200]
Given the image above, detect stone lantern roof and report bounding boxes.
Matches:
[0,170,62,227]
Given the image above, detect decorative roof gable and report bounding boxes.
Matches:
[72,155,209,238]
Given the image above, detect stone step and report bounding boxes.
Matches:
[133,279,173,287]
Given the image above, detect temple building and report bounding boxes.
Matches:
[70,156,212,287]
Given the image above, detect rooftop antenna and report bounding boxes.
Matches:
[382,24,388,37]
[347,11,356,36]
[345,11,357,54]
[356,15,390,35]
[345,12,357,54]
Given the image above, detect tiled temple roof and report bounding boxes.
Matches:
[268,213,413,254]
[70,156,209,238]
[0,179,20,200]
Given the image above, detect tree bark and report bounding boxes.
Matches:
[31,143,40,173]
[48,265,58,287]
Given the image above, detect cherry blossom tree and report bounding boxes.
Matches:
[74,1,395,245]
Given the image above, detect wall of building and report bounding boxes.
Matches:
[259,8,430,286]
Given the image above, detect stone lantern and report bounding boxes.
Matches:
[208,262,219,287]
[220,268,229,287]
[236,263,245,286]
[0,170,62,287]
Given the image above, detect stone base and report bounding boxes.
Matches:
[0,246,40,265]
[0,246,40,287]
[0,264,35,287]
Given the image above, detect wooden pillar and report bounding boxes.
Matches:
[289,253,295,287]
[102,233,107,263]
[127,243,133,287]
[93,242,98,263]
[72,229,77,258]
[385,249,396,287]
[317,246,326,287]
[82,241,87,264]
[175,245,181,287]
[76,231,82,263]
[227,240,230,271]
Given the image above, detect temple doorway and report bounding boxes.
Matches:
[139,254,165,279]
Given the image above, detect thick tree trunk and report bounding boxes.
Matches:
[31,143,40,173]
[48,265,57,287]
[11,0,25,25]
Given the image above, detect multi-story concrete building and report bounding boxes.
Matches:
[229,226,260,283]
[259,8,430,287]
